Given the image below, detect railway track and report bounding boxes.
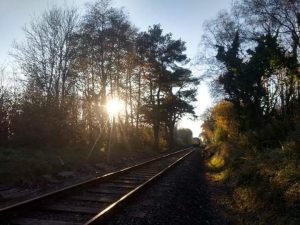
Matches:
[0,148,194,225]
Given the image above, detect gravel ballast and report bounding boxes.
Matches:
[104,149,229,225]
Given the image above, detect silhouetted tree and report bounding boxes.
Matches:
[12,6,79,146]
[201,0,300,123]
[0,67,10,145]
[162,68,198,148]
[137,24,196,150]
[216,32,289,129]
[176,128,193,146]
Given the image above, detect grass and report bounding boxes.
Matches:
[0,146,105,183]
[205,138,300,225]
[0,142,162,184]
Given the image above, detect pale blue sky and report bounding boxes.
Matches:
[0,0,232,136]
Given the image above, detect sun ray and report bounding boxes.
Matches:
[106,98,124,118]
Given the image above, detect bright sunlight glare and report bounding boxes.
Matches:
[106,98,124,117]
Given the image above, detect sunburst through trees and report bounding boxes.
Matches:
[0,0,198,160]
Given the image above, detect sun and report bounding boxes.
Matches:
[106,98,124,117]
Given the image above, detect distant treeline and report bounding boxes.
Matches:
[0,0,197,152]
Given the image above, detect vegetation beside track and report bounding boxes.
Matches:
[0,132,192,184]
[0,146,102,183]
[200,1,300,224]
[203,110,300,225]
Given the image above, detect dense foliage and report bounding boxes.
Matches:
[200,0,300,224]
[0,0,198,158]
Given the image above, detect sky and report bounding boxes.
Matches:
[0,0,232,136]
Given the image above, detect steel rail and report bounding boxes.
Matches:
[0,147,192,222]
[84,149,194,225]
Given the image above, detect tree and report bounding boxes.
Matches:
[201,108,215,144]
[176,128,193,146]
[75,0,136,147]
[13,6,78,107]
[201,0,300,123]
[162,68,199,148]
[0,67,10,145]
[2,1,199,154]
[212,101,238,138]
[137,24,196,150]
[12,6,79,146]
[216,31,290,130]
[200,101,237,144]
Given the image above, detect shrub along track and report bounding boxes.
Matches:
[0,148,193,225]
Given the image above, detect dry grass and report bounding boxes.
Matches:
[0,146,104,183]
[205,137,300,225]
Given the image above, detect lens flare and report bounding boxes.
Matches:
[106,98,123,117]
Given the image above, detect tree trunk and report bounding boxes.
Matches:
[136,68,142,129]
[153,123,160,151]
[168,123,175,150]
